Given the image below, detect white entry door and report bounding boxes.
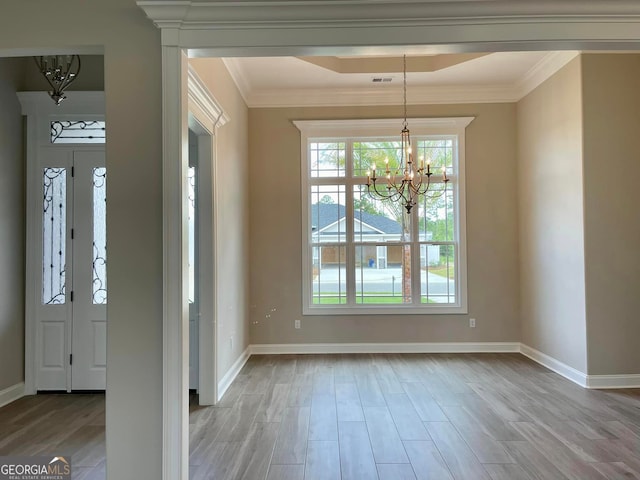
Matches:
[71,152,107,390]
[37,149,107,391]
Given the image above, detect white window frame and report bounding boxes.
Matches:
[295,117,473,315]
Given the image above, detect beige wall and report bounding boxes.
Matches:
[249,103,520,344]
[517,57,588,373]
[0,2,163,478]
[189,58,251,379]
[581,54,640,375]
[0,58,25,391]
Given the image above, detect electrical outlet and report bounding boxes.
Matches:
[294,319,301,329]
[469,318,476,328]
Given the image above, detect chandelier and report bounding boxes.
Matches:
[366,55,448,213]
[34,55,81,106]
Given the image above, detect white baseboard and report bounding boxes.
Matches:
[519,343,640,389]
[585,374,640,389]
[249,342,520,355]
[0,382,25,408]
[220,343,637,392]
[217,347,250,402]
[519,343,588,387]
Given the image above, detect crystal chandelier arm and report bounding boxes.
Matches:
[34,56,58,93]
[59,55,81,91]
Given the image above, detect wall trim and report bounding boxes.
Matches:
[520,343,640,389]
[520,343,588,387]
[138,1,640,35]
[188,66,230,128]
[245,344,639,389]
[250,342,520,355]
[516,51,580,99]
[585,374,640,389]
[0,382,25,409]
[246,84,521,108]
[217,347,251,402]
[161,46,189,480]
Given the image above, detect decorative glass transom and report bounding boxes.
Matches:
[50,120,106,144]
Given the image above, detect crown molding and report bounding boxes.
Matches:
[221,58,251,104]
[516,51,581,98]
[245,84,520,108]
[139,1,640,31]
[138,1,640,55]
[187,65,230,127]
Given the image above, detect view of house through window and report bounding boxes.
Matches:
[299,119,469,314]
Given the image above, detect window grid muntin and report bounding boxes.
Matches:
[309,140,346,178]
[354,241,412,304]
[308,135,460,309]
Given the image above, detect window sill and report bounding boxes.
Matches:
[302,304,468,316]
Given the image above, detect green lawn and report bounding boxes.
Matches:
[428,263,455,279]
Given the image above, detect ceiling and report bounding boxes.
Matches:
[221,51,579,107]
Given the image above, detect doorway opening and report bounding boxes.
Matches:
[187,80,226,406]
[21,90,106,393]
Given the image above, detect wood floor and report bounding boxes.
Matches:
[1,354,639,480]
[0,392,105,479]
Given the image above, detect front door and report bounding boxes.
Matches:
[38,149,107,391]
[70,152,107,390]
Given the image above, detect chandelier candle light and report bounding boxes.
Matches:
[366,55,448,213]
[34,55,81,106]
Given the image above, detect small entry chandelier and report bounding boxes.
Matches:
[366,55,448,213]
[34,55,81,106]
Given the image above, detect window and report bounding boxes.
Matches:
[295,118,473,315]
[50,120,106,144]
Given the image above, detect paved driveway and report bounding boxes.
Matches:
[313,266,455,300]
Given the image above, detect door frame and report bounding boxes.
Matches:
[19,91,106,395]
[138,2,640,479]
[158,59,230,478]
[187,66,229,405]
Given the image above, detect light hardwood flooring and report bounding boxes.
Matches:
[0,392,105,479]
[1,353,639,480]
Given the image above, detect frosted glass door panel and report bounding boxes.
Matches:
[92,167,107,304]
[42,168,67,305]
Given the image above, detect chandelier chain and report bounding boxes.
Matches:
[366,53,449,213]
[403,54,407,128]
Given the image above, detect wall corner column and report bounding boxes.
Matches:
[161,44,189,480]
